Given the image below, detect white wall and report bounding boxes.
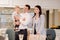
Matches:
[0,0,60,9]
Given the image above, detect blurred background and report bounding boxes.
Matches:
[0,0,60,40]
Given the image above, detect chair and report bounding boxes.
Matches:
[6,28,15,40]
[46,29,56,40]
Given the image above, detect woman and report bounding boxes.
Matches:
[33,5,46,40]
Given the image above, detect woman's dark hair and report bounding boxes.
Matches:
[33,5,42,17]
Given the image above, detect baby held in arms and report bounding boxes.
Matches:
[14,14,26,31]
[14,15,20,31]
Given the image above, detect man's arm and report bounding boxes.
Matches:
[21,15,32,25]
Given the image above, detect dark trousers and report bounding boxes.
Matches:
[34,29,36,34]
[15,29,27,40]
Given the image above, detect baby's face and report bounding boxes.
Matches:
[15,8,20,13]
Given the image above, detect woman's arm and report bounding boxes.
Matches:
[37,15,46,35]
[40,15,46,35]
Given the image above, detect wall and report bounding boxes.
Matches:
[49,9,60,27]
[55,10,60,26]
[0,0,60,9]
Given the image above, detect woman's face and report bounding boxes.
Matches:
[34,7,40,14]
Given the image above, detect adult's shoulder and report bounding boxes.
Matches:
[40,14,45,20]
[28,13,34,17]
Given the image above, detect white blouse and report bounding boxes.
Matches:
[33,15,46,35]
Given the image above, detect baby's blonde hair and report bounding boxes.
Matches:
[14,5,20,9]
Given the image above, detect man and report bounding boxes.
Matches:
[19,4,32,40]
[15,4,32,40]
[19,4,32,29]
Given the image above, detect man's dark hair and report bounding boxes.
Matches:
[25,4,30,10]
